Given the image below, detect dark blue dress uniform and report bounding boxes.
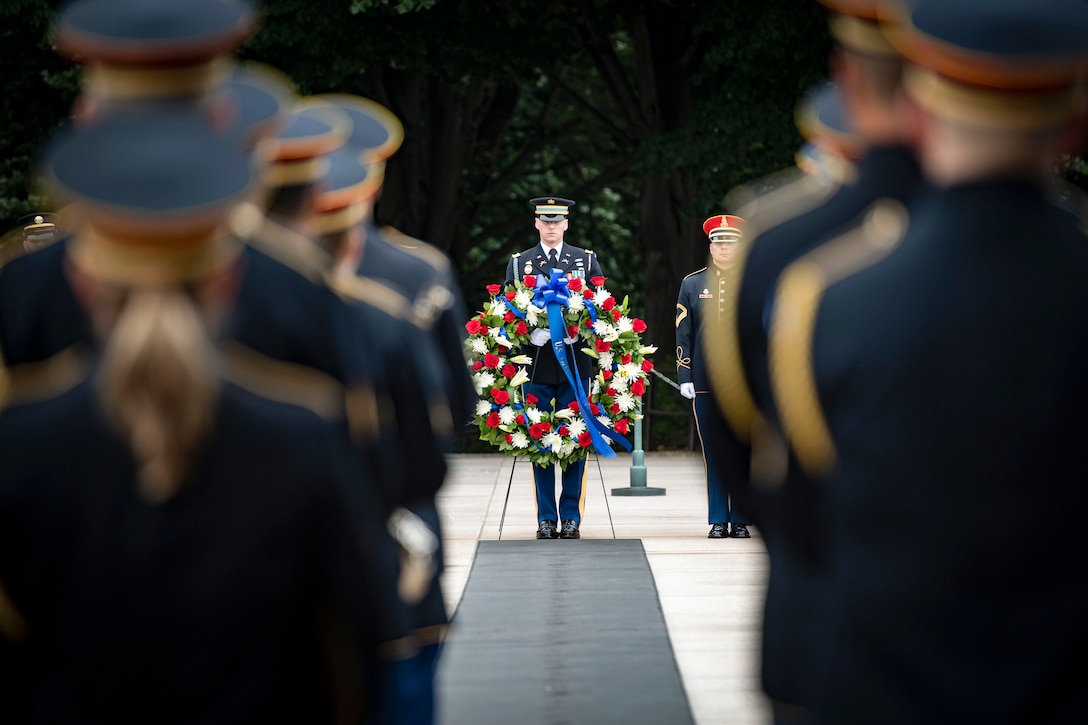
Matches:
[503,198,604,536]
[703,65,922,717]
[0,365,393,724]
[766,2,1088,721]
[675,215,750,533]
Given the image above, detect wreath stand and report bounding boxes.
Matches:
[496,454,617,540]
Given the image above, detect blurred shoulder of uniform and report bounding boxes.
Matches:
[326,269,418,324]
[220,341,346,422]
[727,166,839,235]
[230,202,331,285]
[682,266,707,282]
[1046,178,1088,234]
[379,225,451,273]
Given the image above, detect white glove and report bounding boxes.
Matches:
[680,382,696,400]
[530,328,551,346]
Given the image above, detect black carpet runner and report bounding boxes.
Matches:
[436,539,694,725]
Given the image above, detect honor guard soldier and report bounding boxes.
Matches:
[504,197,603,540]
[766,0,1088,721]
[0,110,397,723]
[676,215,752,539]
[702,2,920,718]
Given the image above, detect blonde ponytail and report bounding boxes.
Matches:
[96,287,220,503]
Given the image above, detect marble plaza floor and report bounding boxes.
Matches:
[435,452,773,725]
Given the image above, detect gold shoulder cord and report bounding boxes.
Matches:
[325,271,417,325]
[0,346,89,415]
[220,342,345,422]
[232,206,330,285]
[768,199,908,479]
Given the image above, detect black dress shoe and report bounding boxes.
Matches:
[730,524,751,538]
[536,520,559,539]
[708,523,728,539]
[559,520,580,539]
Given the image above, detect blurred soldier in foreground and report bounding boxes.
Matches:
[0,112,393,723]
[675,214,752,539]
[703,1,918,720]
[766,0,1088,721]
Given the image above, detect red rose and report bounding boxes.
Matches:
[632,318,647,333]
[486,283,501,296]
[641,359,654,372]
[582,289,594,300]
[539,422,551,433]
[614,418,629,435]
[505,290,516,301]
[584,318,594,328]
[558,425,569,436]
[567,278,583,292]
[591,276,607,287]
[524,275,537,288]
[526,394,539,405]
[595,339,611,353]
[601,370,612,381]
[606,387,618,397]
[501,364,516,378]
[529,423,545,439]
[611,309,621,321]
[490,389,510,405]
[609,403,620,414]
[516,414,525,424]
[590,403,601,415]
[602,296,616,311]
[486,411,500,428]
[568,401,580,413]
[578,431,593,448]
[484,353,500,369]
[515,321,528,336]
[621,354,632,364]
[567,324,579,338]
[504,311,515,323]
[631,379,645,397]
[505,433,513,443]
[472,360,484,371]
[465,319,482,335]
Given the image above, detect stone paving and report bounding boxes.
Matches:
[436,452,773,725]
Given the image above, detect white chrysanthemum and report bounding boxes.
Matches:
[526,407,543,424]
[568,418,587,438]
[560,441,577,457]
[592,320,619,341]
[593,289,612,307]
[617,316,633,333]
[510,431,530,449]
[542,432,563,452]
[618,362,642,380]
[474,371,495,392]
[596,415,613,429]
[499,406,516,425]
[475,400,492,417]
[487,299,508,317]
[616,391,637,412]
[471,338,489,354]
[514,290,533,310]
[609,376,629,394]
[527,305,544,326]
[590,378,600,396]
[598,351,614,371]
[566,294,585,311]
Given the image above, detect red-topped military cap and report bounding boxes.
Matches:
[702,215,745,242]
[313,148,384,236]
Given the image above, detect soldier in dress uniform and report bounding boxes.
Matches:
[698,3,919,720]
[503,197,604,540]
[765,0,1088,720]
[675,215,752,539]
[0,109,395,724]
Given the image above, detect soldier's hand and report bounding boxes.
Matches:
[530,328,551,346]
[680,382,696,400]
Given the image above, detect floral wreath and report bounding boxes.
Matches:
[464,270,657,468]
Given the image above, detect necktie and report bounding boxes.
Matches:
[548,249,558,271]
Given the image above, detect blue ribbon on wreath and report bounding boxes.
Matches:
[529,268,632,457]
